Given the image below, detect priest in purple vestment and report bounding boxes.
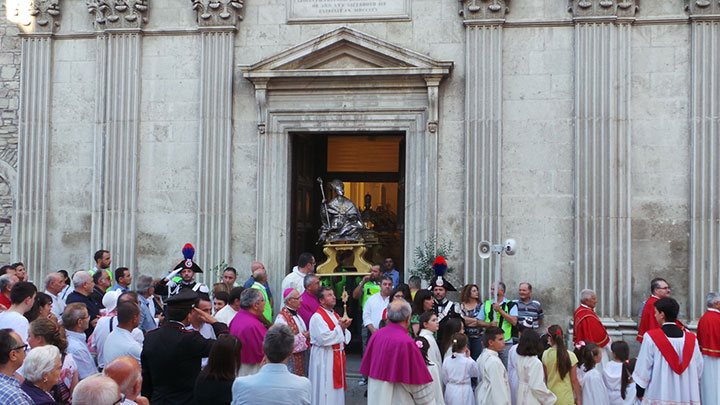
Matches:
[298,274,321,328]
[359,299,435,404]
[229,288,268,376]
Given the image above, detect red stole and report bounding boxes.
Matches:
[697,309,720,358]
[280,307,305,376]
[647,328,696,374]
[573,305,610,347]
[637,296,684,342]
[317,308,347,390]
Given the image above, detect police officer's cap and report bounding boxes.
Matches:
[166,289,198,310]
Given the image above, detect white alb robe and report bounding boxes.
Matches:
[368,377,436,405]
[633,331,703,405]
[581,367,610,405]
[507,344,519,405]
[515,355,557,405]
[419,329,443,370]
[475,349,511,405]
[427,362,445,405]
[309,307,351,405]
[442,352,479,405]
[701,356,720,404]
[604,360,638,405]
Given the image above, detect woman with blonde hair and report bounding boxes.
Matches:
[28,317,79,402]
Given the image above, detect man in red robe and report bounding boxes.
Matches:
[573,289,610,348]
[637,278,681,342]
[697,292,720,403]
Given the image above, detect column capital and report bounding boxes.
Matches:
[568,0,638,21]
[86,0,149,30]
[685,0,720,20]
[31,0,61,33]
[191,0,244,28]
[459,0,509,23]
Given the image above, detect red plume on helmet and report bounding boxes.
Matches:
[432,256,447,276]
[182,243,195,260]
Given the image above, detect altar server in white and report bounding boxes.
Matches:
[308,286,351,405]
[633,297,703,405]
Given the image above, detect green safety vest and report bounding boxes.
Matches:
[89,268,114,292]
[483,299,516,342]
[361,282,381,308]
[251,283,272,323]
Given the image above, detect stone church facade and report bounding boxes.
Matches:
[0,0,719,333]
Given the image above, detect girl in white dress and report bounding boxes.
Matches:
[515,329,557,405]
[418,311,443,374]
[415,335,445,405]
[603,341,637,405]
[442,334,478,405]
[575,341,610,405]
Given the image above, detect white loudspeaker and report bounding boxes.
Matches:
[504,239,517,256]
[478,241,491,259]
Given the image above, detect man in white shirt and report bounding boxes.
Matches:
[0,282,36,344]
[216,286,242,325]
[363,276,393,336]
[43,273,66,318]
[187,294,216,368]
[281,253,316,295]
[103,302,143,366]
[92,291,144,370]
[63,302,97,379]
[360,276,392,386]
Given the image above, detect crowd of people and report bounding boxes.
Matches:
[0,247,717,405]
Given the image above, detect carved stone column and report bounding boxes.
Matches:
[687,0,720,322]
[88,0,147,271]
[460,0,508,292]
[14,0,60,282]
[192,0,243,284]
[570,0,637,321]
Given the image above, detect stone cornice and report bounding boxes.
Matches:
[191,0,244,28]
[685,0,720,19]
[568,0,638,21]
[87,0,149,30]
[459,0,509,23]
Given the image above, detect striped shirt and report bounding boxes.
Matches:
[514,298,544,328]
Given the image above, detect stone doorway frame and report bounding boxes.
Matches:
[243,27,452,290]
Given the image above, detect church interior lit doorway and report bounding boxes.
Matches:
[290,132,406,276]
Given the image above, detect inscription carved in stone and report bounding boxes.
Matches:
[685,0,720,16]
[288,0,409,22]
[568,0,638,19]
[87,0,149,29]
[191,0,244,27]
[459,0,509,20]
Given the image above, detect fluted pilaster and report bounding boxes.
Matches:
[192,0,241,284]
[687,1,720,321]
[570,0,636,320]
[14,0,60,282]
[461,0,507,291]
[88,1,146,270]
